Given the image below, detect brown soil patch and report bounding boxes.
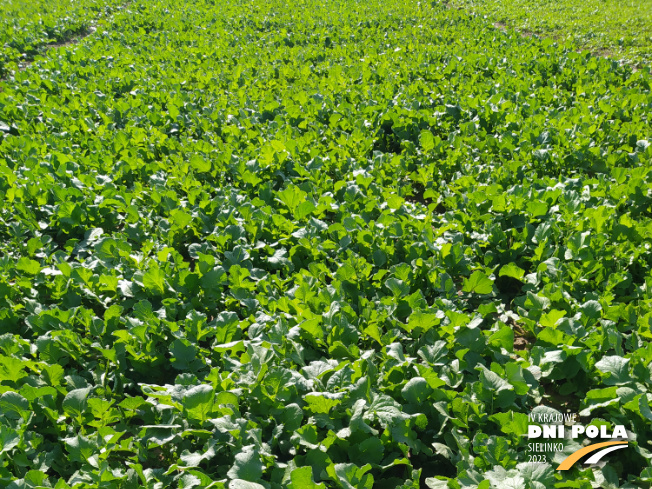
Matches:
[511,319,535,351]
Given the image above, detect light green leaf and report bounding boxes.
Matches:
[539,309,566,328]
[405,312,440,333]
[499,263,525,281]
[190,154,211,172]
[184,385,214,422]
[489,412,528,437]
[16,257,40,275]
[143,266,166,295]
[304,393,341,414]
[289,466,326,489]
[295,201,316,219]
[170,209,193,228]
[420,130,435,152]
[463,271,494,295]
[387,194,404,210]
[277,185,306,212]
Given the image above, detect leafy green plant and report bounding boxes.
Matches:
[0,0,651,487]
[451,0,652,65]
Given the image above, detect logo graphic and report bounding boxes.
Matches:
[556,441,629,470]
[526,410,630,470]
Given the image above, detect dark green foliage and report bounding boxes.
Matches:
[0,0,651,487]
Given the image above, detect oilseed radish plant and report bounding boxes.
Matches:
[0,0,651,487]
[450,0,652,65]
[0,0,125,77]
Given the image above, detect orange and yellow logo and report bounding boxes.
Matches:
[556,441,629,471]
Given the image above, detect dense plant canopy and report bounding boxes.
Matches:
[0,0,651,487]
[450,0,652,65]
[0,0,124,77]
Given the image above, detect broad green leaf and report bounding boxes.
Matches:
[190,154,211,172]
[385,278,410,297]
[227,446,264,482]
[420,130,435,152]
[16,257,40,275]
[304,393,341,414]
[539,309,566,328]
[0,426,19,454]
[64,434,99,466]
[387,194,404,210]
[485,466,525,489]
[499,263,525,281]
[595,356,630,385]
[277,185,307,212]
[143,266,166,295]
[296,201,316,219]
[401,377,431,404]
[327,463,373,489]
[463,271,494,295]
[0,391,29,419]
[405,312,440,333]
[170,209,193,228]
[489,412,528,437]
[289,466,326,489]
[184,385,214,422]
[62,387,92,419]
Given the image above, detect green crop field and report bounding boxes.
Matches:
[0,0,124,77]
[450,0,652,65]
[0,0,651,487]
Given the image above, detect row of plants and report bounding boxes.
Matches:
[450,0,652,65]
[0,0,126,77]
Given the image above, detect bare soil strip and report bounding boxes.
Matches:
[2,2,131,82]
